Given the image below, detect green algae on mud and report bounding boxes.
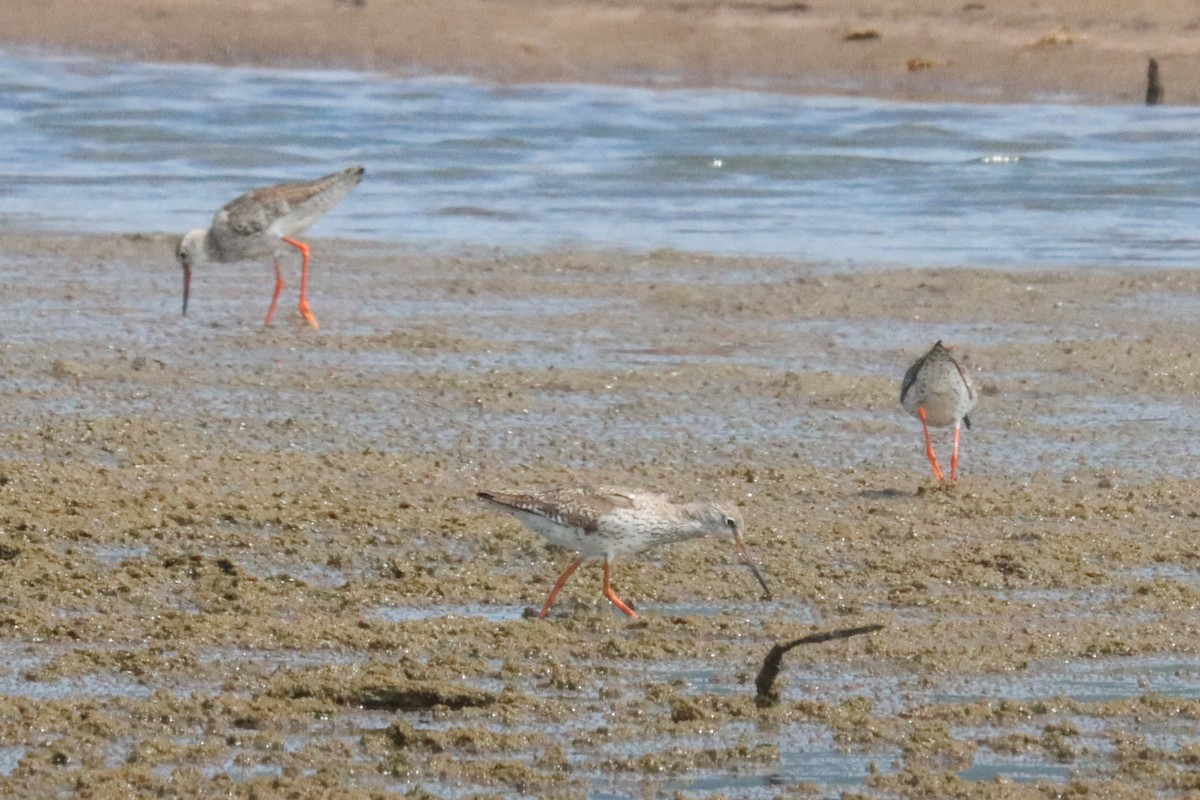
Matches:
[0,232,1196,797]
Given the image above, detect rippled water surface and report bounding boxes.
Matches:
[3,51,1200,267]
[1,50,1198,799]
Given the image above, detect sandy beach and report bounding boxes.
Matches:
[2,0,1200,103]
[0,2,1198,797]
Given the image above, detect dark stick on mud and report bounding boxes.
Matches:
[1146,58,1163,106]
[755,624,884,707]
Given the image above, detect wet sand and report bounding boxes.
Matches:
[0,232,1197,796]
[2,3,1198,794]
[3,0,1200,103]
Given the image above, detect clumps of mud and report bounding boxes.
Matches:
[0,233,1196,796]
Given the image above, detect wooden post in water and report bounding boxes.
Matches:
[1146,58,1163,106]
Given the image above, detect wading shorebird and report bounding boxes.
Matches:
[477,486,772,618]
[900,340,977,481]
[175,165,364,329]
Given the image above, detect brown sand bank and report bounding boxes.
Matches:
[2,0,1200,103]
[0,231,1196,796]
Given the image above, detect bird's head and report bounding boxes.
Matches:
[176,229,206,316]
[701,501,771,600]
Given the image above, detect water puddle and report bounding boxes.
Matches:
[933,654,1200,704]
[0,749,26,779]
[369,604,516,624]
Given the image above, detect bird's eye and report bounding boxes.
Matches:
[725,517,738,530]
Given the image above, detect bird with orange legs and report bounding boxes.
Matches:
[900,340,977,481]
[477,486,771,618]
[175,166,364,329]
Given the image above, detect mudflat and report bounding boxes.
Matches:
[0,231,1196,796]
[0,1,1198,794]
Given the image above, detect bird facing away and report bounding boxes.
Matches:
[477,486,772,618]
[900,340,977,481]
[175,165,364,329]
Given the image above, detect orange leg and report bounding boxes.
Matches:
[918,407,946,482]
[949,422,962,481]
[539,557,584,618]
[264,260,285,326]
[602,559,638,618]
[282,236,319,330]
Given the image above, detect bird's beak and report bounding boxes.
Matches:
[182,265,191,316]
[734,536,772,600]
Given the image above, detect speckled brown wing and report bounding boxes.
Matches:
[216,184,305,238]
[217,167,362,239]
[476,487,636,532]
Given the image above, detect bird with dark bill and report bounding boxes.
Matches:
[175,165,364,329]
[477,486,771,618]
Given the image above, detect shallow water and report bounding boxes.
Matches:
[1,51,1199,799]
[4,629,1192,795]
[4,51,1200,267]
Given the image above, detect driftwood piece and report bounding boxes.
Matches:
[754,624,885,707]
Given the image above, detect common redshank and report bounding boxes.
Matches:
[900,340,977,481]
[175,165,364,329]
[477,486,772,618]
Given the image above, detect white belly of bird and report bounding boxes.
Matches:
[509,510,609,557]
[905,386,966,427]
[512,507,672,560]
